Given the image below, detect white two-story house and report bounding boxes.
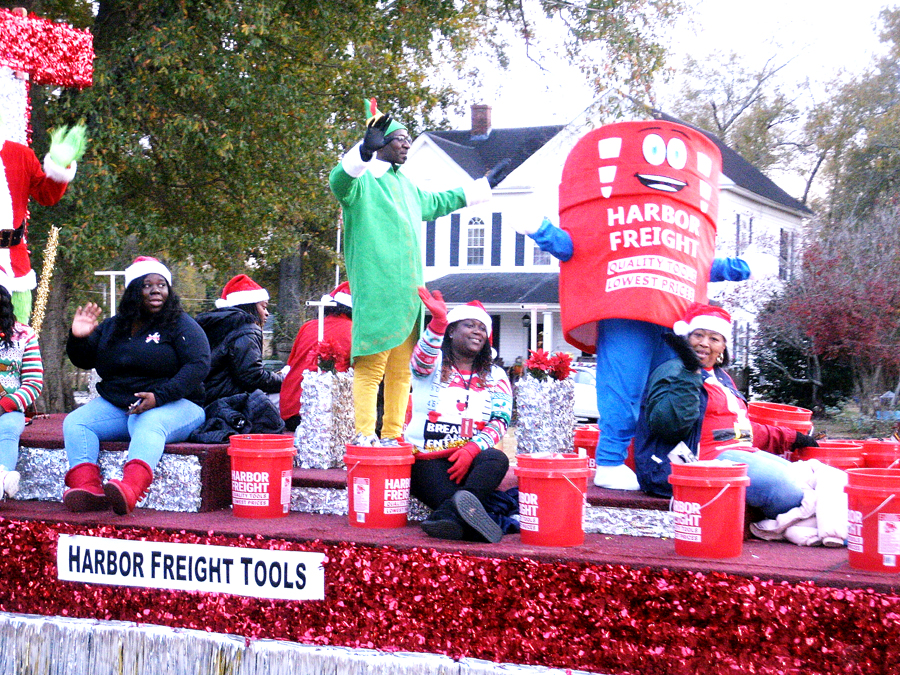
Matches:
[403,99,812,368]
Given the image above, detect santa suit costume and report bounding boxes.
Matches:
[279,282,353,429]
[530,120,749,490]
[0,139,75,319]
[329,115,490,443]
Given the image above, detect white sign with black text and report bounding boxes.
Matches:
[57,534,326,600]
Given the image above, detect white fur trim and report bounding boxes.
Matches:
[674,315,731,343]
[0,150,11,231]
[124,260,172,287]
[463,177,492,207]
[446,305,492,337]
[42,155,76,183]
[0,269,35,292]
[341,142,372,178]
[215,288,269,308]
[332,291,352,307]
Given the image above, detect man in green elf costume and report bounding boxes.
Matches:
[330,99,508,446]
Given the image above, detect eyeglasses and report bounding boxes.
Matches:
[389,135,411,146]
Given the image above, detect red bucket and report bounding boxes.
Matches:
[845,468,900,572]
[668,461,750,558]
[862,440,900,469]
[798,440,863,470]
[573,424,599,470]
[344,443,415,528]
[747,402,813,434]
[228,434,297,519]
[515,453,592,547]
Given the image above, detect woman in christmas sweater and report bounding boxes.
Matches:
[0,276,43,499]
[62,257,210,516]
[407,287,512,543]
[633,303,818,519]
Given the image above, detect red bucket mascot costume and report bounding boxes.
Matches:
[529,120,749,490]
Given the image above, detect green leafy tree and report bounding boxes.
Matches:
[801,7,900,219]
[11,0,685,410]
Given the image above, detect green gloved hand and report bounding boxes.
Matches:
[48,124,88,168]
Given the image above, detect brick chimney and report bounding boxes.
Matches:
[470,104,492,139]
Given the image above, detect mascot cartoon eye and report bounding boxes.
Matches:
[642,134,666,166]
[667,138,687,170]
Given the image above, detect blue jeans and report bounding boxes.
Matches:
[64,396,205,469]
[0,411,25,471]
[718,449,805,519]
[595,319,675,466]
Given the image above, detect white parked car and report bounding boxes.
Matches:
[572,365,600,421]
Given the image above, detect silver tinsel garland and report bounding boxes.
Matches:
[14,447,203,512]
[294,370,355,469]
[514,375,575,455]
[0,613,597,675]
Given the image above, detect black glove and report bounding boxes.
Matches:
[360,113,393,161]
[485,158,511,188]
[663,332,701,372]
[793,432,818,449]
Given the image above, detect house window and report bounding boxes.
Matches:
[728,320,753,368]
[533,245,552,266]
[467,218,485,266]
[779,229,794,280]
[735,213,753,255]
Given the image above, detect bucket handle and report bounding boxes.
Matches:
[563,474,589,510]
[669,483,733,513]
[863,494,896,521]
[889,458,900,470]
[346,461,361,478]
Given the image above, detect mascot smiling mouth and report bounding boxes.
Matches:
[635,173,687,192]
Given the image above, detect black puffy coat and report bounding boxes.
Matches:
[195,307,283,404]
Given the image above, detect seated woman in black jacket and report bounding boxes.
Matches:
[195,274,284,405]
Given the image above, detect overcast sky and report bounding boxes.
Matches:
[451,1,891,129]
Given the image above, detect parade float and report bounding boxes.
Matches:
[0,9,899,674]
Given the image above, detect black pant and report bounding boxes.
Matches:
[411,448,509,509]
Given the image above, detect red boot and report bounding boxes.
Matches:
[63,463,108,512]
[104,459,154,516]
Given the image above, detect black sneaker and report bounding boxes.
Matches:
[421,514,464,540]
[452,490,502,543]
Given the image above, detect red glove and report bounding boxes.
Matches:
[447,442,480,484]
[418,286,448,334]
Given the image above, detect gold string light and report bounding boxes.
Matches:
[31,225,59,336]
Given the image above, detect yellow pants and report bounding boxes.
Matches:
[353,329,417,439]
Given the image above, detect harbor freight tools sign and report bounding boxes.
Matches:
[57,535,326,600]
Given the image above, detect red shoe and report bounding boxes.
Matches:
[104,459,154,516]
[63,463,109,512]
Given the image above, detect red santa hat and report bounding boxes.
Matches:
[673,302,732,343]
[216,274,269,308]
[321,281,352,308]
[124,256,172,288]
[446,300,492,338]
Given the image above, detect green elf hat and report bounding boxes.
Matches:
[364,97,406,136]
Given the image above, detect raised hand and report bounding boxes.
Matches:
[485,158,511,188]
[71,303,102,338]
[417,286,448,334]
[48,124,88,168]
[360,113,393,161]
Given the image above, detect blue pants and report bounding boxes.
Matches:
[64,396,205,469]
[0,411,25,470]
[594,319,675,466]
[718,449,805,519]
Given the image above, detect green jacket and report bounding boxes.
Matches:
[330,144,488,358]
